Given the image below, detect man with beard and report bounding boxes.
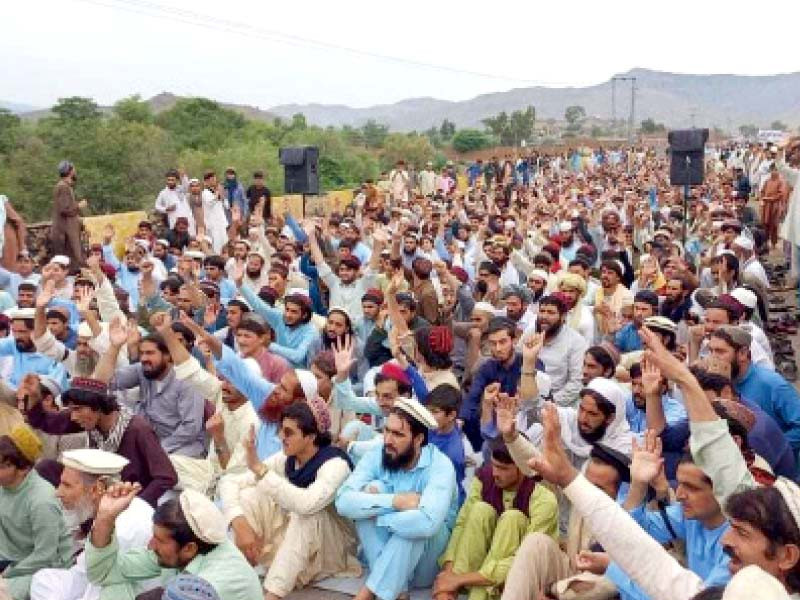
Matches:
[309,308,361,379]
[221,402,361,599]
[610,290,659,353]
[85,485,261,600]
[0,307,67,390]
[92,316,208,480]
[236,267,317,367]
[707,326,800,454]
[660,275,693,325]
[224,239,251,279]
[154,169,191,230]
[335,398,458,600]
[15,281,37,309]
[214,298,250,350]
[241,251,270,291]
[690,299,772,369]
[501,285,532,334]
[522,294,587,407]
[399,231,422,269]
[558,221,582,265]
[626,361,685,434]
[51,160,87,269]
[525,269,549,313]
[0,425,72,600]
[594,260,633,335]
[567,257,599,308]
[305,221,383,320]
[30,449,155,600]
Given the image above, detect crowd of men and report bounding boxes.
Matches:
[1,138,800,600]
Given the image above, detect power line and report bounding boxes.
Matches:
[68,0,590,87]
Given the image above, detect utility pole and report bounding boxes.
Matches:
[611,78,616,130]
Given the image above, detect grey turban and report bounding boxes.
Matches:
[57,160,74,177]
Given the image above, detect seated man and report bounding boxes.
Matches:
[85,485,261,600]
[0,307,67,390]
[434,439,558,600]
[0,425,72,600]
[335,399,458,600]
[220,402,361,599]
[30,448,155,600]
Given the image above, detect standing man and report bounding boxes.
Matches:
[246,170,271,221]
[51,160,86,269]
[335,399,457,600]
[154,169,191,230]
[759,164,788,251]
[419,162,437,197]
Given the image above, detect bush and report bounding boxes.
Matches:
[452,129,492,153]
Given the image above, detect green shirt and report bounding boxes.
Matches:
[86,535,261,600]
[0,469,73,598]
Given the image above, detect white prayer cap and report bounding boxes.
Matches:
[155,239,169,248]
[528,269,549,282]
[733,236,754,251]
[570,209,581,218]
[295,369,318,403]
[473,302,496,316]
[8,307,35,320]
[61,448,129,476]
[287,287,310,298]
[722,565,789,599]
[585,377,624,408]
[179,489,227,544]
[730,288,757,309]
[184,250,205,260]
[133,238,150,252]
[393,397,438,429]
[39,375,62,399]
[188,177,200,184]
[559,221,573,232]
[50,255,70,267]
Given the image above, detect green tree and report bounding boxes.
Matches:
[291,113,307,130]
[51,97,102,122]
[771,120,788,131]
[564,105,586,131]
[156,98,246,150]
[640,118,665,134]
[439,119,456,140]
[482,111,510,144]
[509,106,535,145]
[361,120,389,148]
[380,133,435,169]
[452,129,492,153]
[0,109,21,154]
[738,124,758,138]
[112,95,154,124]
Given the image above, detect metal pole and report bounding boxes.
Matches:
[629,77,636,144]
[612,78,616,129]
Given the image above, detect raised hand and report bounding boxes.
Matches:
[96,481,141,522]
[149,311,172,333]
[528,402,576,488]
[640,357,662,397]
[108,315,129,347]
[521,331,544,364]
[640,326,692,383]
[75,285,95,314]
[206,411,225,441]
[333,335,356,382]
[36,279,56,309]
[232,260,245,286]
[495,393,518,437]
[482,381,501,408]
[203,302,220,328]
[102,224,115,245]
[629,429,664,486]
[244,424,261,476]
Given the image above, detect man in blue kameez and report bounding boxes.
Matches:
[336,398,458,600]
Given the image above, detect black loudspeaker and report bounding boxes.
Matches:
[668,129,708,186]
[279,146,319,195]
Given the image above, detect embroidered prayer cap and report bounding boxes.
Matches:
[162,574,222,600]
[61,448,129,476]
[380,362,411,387]
[730,287,757,309]
[295,369,318,404]
[361,288,384,305]
[450,267,469,284]
[643,316,677,335]
[501,284,532,304]
[50,255,70,267]
[722,565,789,599]
[428,326,453,355]
[9,424,43,463]
[306,395,331,433]
[198,280,220,296]
[178,489,227,545]
[70,377,110,395]
[393,397,438,430]
[339,255,361,270]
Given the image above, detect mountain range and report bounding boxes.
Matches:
[5,68,800,132]
[268,68,800,132]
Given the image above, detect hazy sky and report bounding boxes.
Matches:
[3,0,800,110]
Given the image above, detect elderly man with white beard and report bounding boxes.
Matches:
[30,449,155,600]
